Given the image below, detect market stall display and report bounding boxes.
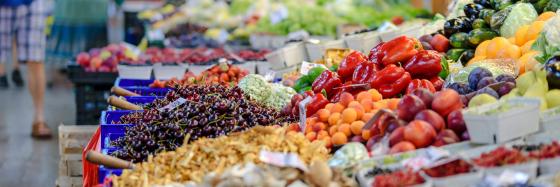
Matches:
[72,1,560,187]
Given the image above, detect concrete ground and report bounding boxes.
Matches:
[0,67,76,187]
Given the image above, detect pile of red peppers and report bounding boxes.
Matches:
[285,36,447,117]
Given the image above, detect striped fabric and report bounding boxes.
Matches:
[0,0,47,63]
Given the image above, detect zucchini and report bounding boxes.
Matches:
[468,28,498,46]
[478,9,495,24]
[460,50,475,66]
[472,19,488,29]
[446,49,467,62]
[450,32,470,48]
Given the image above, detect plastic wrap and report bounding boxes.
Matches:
[445,59,518,85]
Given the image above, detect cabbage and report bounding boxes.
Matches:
[263,84,297,110]
[238,74,272,102]
[499,3,538,38]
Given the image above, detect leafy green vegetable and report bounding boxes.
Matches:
[533,12,560,63]
[499,3,538,38]
[439,56,450,79]
[544,0,560,12]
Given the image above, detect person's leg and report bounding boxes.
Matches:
[17,0,51,138]
[0,6,14,88]
[27,61,45,123]
[0,64,7,88]
[11,39,23,87]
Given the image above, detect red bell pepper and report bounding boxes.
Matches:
[406,79,436,94]
[338,51,367,80]
[352,61,379,84]
[370,64,412,98]
[311,70,342,97]
[369,36,422,67]
[306,93,329,117]
[404,50,442,79]
[429,76,444,91]
[368,42,385,65]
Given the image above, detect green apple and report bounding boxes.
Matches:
[469,94,498,108]
[546,89,560,109]
[516,71,536,94]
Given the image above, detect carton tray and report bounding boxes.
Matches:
[462,98,540,144]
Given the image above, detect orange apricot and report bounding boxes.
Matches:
[317,109,331,122]
[331,103,345,113]
[329,125,339,136]
[306,132,317,141]
[368,89,383,101]
[362,112,376,122]
[356,91,373,102]
[360,99,374,112]
[350,121,365,135]
[339,92,355,107]
[338,123,352,136]
[332,132,348,146]
[342,108,358,123]
[328,113,341,126]
[362,130,372,140]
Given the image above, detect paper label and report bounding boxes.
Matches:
[147,29,165,40]
[158,98,186,112]
[217,29,230,44]
[299,61,327,75]
[264,71,277,82]
[298,97,312,132]
[259,150,308,172]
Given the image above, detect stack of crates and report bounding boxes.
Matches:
[67,64,118,124]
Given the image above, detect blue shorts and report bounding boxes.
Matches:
[0,0,47,63]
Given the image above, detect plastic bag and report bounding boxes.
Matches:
[500,3,538,38]
[82,127,101,187]
[490,6,512,31]
[445,59,518,85]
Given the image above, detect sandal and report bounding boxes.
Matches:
[31,122,52,139]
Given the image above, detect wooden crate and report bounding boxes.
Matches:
[56,176,83,187]
[58,125,97,155]
[59,154,83,177]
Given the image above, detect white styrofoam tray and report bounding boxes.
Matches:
[117,65,153,79]
[305,39,347,61]
[265,42,308,70]
[459,144,539,179]
[153,63,188,80]
[462,98,540,144]
[539,106,560,133]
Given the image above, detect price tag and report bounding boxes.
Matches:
[259,150,308,171]
[264,71,276,82]
[147,29,165,40]
[298,97,312,133]
[269,5,289,25]
[300,61,327,75]
[158,98,187,112]
[216,29,230,44]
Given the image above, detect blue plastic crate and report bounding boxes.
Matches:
[107,96,158,111]
[114,78,154,87]
[122,86,172,97]
[98,148,123,183]
[100,110,138,149]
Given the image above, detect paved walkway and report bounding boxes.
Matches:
[0,70,75,187]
